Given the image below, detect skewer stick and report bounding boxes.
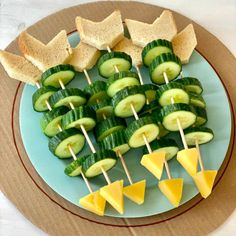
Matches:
[195,139,204,171]
[135,65,144,85]
[83,69,92,85]
[101,166,111,184]
[68,145,93,193]
[117,150,133,185]
[163,72,188,150]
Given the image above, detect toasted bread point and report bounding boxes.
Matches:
[172,24,197,64]
[113,37,142,66]
[18,30,72,71]
[125,10,177,47]
[68,42,101,72]
[0,50,41,85]
[76,10,124,50]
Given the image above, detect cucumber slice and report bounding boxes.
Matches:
[82,150,117,178]
[152,110,170,138]
[106,71,140,97]
[156,82,189,106]
[84,81,109,105]
[91,99,113,121]
[142,39,173,67]
[32,87,57,112]
[41,64,75,88]
[194,107,208,126]
[161,103,196,131]
[49,128,85,158]
[149,53,182,84]
[189,93,206,108]
[97,52,132,78]
[184,127,214,146]
[113,86,146,118]
[62,106,96,131]
[139,100,161,117]
[49,88,87,109]
[94,116,126,141]
[176,77,203,94]
[126,116,159,148]
[40,106,69,137]
[64,156,88,176]
[141,84,158,103]
[143,139,179,161]
[99,130,130,155]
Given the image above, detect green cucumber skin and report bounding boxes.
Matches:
[84,80,106,96]
[91,99,113,121]
[48,88,87,108]
[184,126,214,136]
[94,116,126,141]
[139,101,161,117]
[98,130,128,152]
[41,64,75,87]
[160,103,196,123]
[149,53,182,84]
[143,138,178,154]
[189,92,206,108]
[194,106,208,126]
[142,39,173,67]
[97,52,132,78]
[91,98,111,111]
[125,116,157,142]
[32,86,58,112]
[142,84,158,102]
[64,156,87,176]
[175,77,203,94]
[40,106,70,135]
[61,106,96,130]
[48,128,84,158]
[82,150,117,177]
[112,85,145,109]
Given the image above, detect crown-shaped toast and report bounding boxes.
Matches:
[125,10,177,47]
[76,10,124,50]
[0,50,41,85]
[18,30,72,71]
[68,42,101,72]
[113,37,143,66]
[172,24,197,64]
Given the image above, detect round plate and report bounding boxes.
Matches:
[19,32,231,218]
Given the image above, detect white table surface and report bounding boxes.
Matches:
[0,0,235,235]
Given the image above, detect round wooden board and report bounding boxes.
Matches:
[0,1,236,235]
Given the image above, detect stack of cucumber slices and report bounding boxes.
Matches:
[30,37,214,213]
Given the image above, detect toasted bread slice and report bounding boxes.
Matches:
[172,24,197,64]
[0,50,41,85]
[113,37,142,66]
[18,30,72,71]
[68,42,101,72]
[125,10,177,47]
[76,10,124,50]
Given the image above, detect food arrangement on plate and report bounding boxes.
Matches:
[0,10,219,217]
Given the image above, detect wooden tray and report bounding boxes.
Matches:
[0,1,235,235]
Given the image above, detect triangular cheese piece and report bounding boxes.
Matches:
[113,37,143,66]
[193,170,217,198]
[123,180,146,205]
[172,24,197,64]
[177,148,199,177]
[99,180,124,214]
[79,191,106,216]
[69,42,101,72]
[76,10,124,50]
[125,10,177,47]
[0,50,41,85]
[141,151,165,179]
[158,178,183,207]
[18,30,72,71]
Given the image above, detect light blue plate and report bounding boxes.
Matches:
[19,32,231,218]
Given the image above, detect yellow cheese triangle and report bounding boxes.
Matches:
[158,178,183,207]
[177,148,199,177]
[100,180,124,214]
[79,191,106,216]
[193,170,217,198]
[123,180,146,205]
[141,152,165,179]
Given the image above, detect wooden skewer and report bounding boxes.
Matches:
[101,166,112,184]
[195,139,204,171]
[83,69,92,85]
[135,65,144,85]
[35,81,94,194]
